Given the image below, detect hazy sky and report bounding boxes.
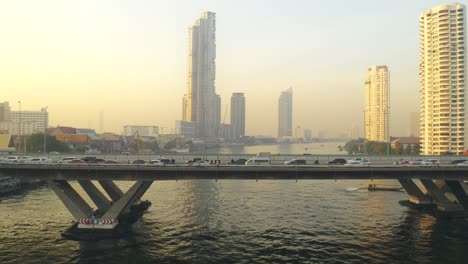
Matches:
[0,0,460,137]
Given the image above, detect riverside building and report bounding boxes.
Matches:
[419,3,466,155]
[365,65,389,142]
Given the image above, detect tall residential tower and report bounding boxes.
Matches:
[182,12,221,139]
[231,93,246,139]
[419,3,466,155]
[365,65,389,142]
[278,87,293,138]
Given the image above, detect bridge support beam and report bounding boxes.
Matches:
[98,180,124,202]
[102,181,153,220]
[398,179,432,205]
[78,180,111,213]
[48,180,93,219]
[445,180,468,211]
[420,179,464,214]
[49,180,153,237]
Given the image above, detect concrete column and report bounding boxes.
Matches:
[98,180,124,202]
[102,181,153,220]
[48,180,93,219]
[445,180,468,211]
[78,180,111,213]
[420,179,464,212]
[398,179,431,204]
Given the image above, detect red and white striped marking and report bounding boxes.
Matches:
[76,218,118,229]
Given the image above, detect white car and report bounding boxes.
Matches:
[149,160,165,166]
[345,158,371,166]
[191,160,211,166]
[3,156,20,163]
[421,159,439,166]
[457,161,468,166]
[23,157,53,164]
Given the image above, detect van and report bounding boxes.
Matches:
[245,157,271,166]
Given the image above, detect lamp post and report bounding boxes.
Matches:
[18,101,21,154]
[44,106,48,154]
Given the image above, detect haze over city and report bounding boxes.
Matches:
[0,0,457,136]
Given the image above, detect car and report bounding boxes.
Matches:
[422,159,439,166]
[229,159,248,165]
[456,161,468,166]
[450,159,467,165]
[186,158,203,165]
[103,160,119,164]
[328,158,347,165]
[132,159,147,165]
[245,157,271,166]
[81,156,97,162]
[345,158,371,166]
[191,160,210,166]
[18,156,32,163]
[3,156,20,163]
[399,160,413,166]
[411,159,425,165]
[68,159,86,164]
[23,157,52,164]
[149,160,165,166]
[58,157,78,164]
[284,159,307,165]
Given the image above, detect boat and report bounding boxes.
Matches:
[368,184,403,192]
[0,177,20,195]
[172,148,190,153]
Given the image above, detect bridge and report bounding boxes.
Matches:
[1,164,468,240]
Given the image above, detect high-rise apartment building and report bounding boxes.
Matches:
[410,112,420,137]
[182,12,220,139]
[419,3,466,155]
[231,93,245,139]
[365,65,389,142]
[278,87,293,138]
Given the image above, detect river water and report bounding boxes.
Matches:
[0,143,467,263]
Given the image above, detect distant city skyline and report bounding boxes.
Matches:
[0,0,460,136]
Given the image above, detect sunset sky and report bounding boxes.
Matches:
[0,0,456,137]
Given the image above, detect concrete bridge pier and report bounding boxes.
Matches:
[398,179,433,207]
[419,179,466,216]
[48,180,153,239]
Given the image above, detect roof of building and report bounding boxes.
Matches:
[0,134,15,151]
[391,137,420,144]
[49,126,77,135]
[55,134,89,144]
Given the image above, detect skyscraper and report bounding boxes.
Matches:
[278,87,293,138]
[410,112,420,137]
[365,65,389,142]
[419,3,466,155]
[231,93,245,139]
[182,11,220,139]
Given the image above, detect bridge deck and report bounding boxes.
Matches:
[1,164,468,181]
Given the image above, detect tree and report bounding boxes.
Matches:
[25,133,70,153]
[164,140,176,150]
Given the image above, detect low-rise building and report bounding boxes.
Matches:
[123,126,159,137]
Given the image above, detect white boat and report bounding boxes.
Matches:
[173,148,190,153]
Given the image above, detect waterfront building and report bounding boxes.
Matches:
[419,3,467,155]
[0,103,48,136]
[123,126,159,137]
[231,93,245,139]
[365,65,389,142]
[175,120,196,139]
[182,12,221,139]
[410,112,420,137]
[278,87,293,138]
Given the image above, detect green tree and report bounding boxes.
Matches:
[25,133,70,153]
[164,140,176,150]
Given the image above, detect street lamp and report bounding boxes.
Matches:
[44,106,48,154]
[18,101,21,154]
